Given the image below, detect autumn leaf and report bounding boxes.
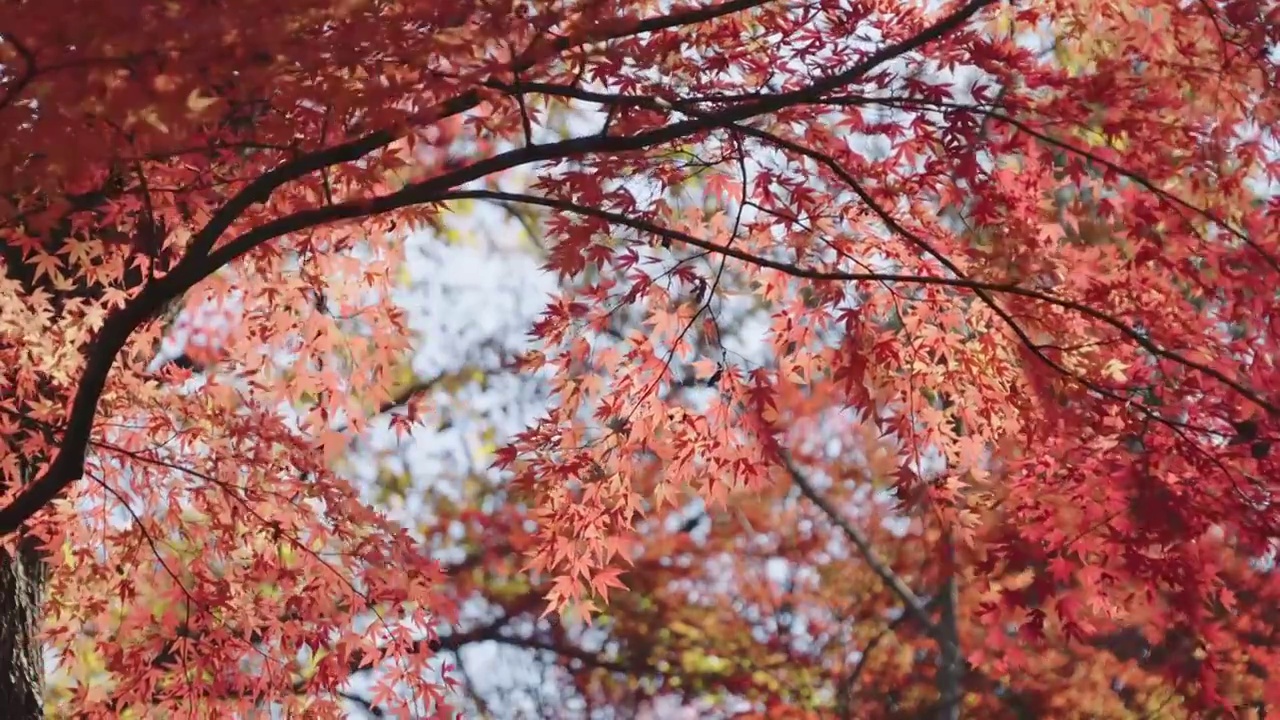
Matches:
[0,0,1274,717]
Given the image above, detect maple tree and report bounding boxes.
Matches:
[359,201,1280,719]
[1,0,1279,716]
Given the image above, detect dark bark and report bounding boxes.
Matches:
[0,534,46,719]
[936,530,963,720]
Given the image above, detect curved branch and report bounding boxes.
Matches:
[468,81,1276,417]
[0,0,995,535]
[438,187,1276,421]
[781,456,944,648]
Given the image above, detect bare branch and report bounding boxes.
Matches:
[781,456,944,647]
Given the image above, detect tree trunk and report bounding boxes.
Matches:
[936,530,962,720]
[0,535,47,719]
[0,445,49,717]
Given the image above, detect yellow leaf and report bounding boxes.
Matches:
[138,107,170,133]
[988,5,1015,37]
[1102,359,1128,381]
[669,620,702,638]
[186,88,220,115]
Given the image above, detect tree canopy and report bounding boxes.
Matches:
[1,0,1278,717]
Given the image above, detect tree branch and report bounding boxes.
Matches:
[781,456,944,648]
[466,81,1277,418]
[0,0,995,536]
[935,530,963,720]
[444,187,1276,419]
